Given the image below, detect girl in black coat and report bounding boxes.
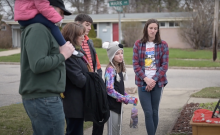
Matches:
[61,22,90,135]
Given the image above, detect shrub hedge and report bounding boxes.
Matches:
[90,38,102,48]
[88,25,96,38]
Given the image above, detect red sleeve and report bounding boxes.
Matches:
[96,54,101,70]
[34,0,62,23]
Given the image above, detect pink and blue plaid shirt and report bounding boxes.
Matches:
[132,40,169,87]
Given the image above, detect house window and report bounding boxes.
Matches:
[1,25,6,31]
[169,22,174,27]
[169,22,179,27]
[174,22,179,26]
[159,22,165,27]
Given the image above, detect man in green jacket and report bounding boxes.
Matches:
[19,0,74,135]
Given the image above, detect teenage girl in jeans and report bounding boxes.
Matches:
[103,41,138,135]
[133,19,169,135]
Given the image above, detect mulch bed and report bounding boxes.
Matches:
[170,103,202,135]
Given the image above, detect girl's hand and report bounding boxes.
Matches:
[144,77,156,89]
[146,85,154,92]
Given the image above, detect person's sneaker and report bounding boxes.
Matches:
[73,51,84,58]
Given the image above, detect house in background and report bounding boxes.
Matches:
[4,12,192,48]
[0,23,12,48]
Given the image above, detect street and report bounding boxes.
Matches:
[0,65,220,107]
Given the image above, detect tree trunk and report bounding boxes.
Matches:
[212,0,219,61]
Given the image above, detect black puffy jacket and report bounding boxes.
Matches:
[83,72,110,126]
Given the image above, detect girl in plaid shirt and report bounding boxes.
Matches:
[133,19,169,135]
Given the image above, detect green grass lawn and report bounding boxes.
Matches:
[0,104,92,135]
[199,102,218,111]
[0,48,220,67]
[96,48,220,66]
[169,48,220,60]
[96,47,134,65]
[191,87,220,98]
[0,54,20,62]
[169,59,220,67]
[0,49,8,52]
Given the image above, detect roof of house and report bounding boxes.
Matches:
[65,12,192,23]
[4,12,192,24]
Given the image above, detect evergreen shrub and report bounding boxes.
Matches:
[90,38,102,48]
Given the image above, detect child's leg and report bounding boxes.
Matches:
[18,14,66,46]
[107,110,121,135]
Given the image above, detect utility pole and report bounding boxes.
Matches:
[213,0,219,61]
[118,11,121,43]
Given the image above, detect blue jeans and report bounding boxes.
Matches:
[18,14,66,46]
[138,84,163,135]
[22,96,65,135]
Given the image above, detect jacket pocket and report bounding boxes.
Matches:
[57,69,65,84]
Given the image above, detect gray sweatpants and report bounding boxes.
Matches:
[107,110,122,135]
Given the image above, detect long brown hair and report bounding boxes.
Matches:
[106,59,125,73]
[140,19,162,44]
[61,22,85,50]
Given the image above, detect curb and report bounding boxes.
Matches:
[169,66,220,70]
[0,63,219,70]
[101,64,220,70]
[0,62,20,65]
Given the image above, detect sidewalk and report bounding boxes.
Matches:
[84,89,218,135]
[0,48,20,57]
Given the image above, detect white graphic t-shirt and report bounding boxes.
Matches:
[145,42,156,78]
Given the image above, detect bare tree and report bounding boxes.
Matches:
[123,0,161,13]
[164,0,182,12]
[122,0,187,13]
[65,0,92,14]
[121,21,142,47]
[0,0,3,25]
[0,0,15,19]
[179,0,194,11]
[65,0,110,14]
[92,0,107,14]
[0,1,3,13]
[0,14,2,30]
[179,0,214,49]
[65,0,207,14]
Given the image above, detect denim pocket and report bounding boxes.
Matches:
[142,86,147,92]
[45,96,60,103]
[44,96,62,110]
[23,99,38,118]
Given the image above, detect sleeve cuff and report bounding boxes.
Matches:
[58,54,65,62]
[152,75,158,82]
[140,74,146,80]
